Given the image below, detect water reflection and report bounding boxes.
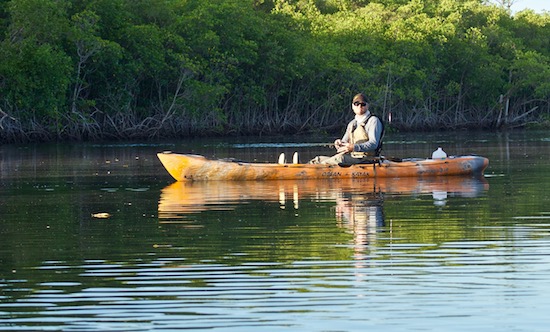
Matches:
[158,177,489,220]
[158,177,489,273]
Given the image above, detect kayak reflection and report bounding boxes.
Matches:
[158,176,489,219]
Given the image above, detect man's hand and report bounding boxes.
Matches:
[337,142,353,153]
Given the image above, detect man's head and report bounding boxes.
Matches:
[352,93,369,115]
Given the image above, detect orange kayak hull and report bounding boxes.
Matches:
[157,152,489,181]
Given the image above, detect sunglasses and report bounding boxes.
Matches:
[353,102,367,107]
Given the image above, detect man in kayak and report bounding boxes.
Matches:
[309,93,385,165]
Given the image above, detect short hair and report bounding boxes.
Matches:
[352,93,368,104]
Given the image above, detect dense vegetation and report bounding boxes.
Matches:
[0,0,549,142]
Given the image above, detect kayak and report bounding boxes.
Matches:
[157,152,489,181]
[158,176,489,217]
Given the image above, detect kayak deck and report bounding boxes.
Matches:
[157,152,489,181]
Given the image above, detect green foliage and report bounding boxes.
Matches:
[0,41,72,120]
[6,0,70,45]
[0,0,72,127]
[511,51,550,99]
[1,0,549,141]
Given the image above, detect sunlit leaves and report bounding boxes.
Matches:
[0,0,549,139]
[511,51,550,99]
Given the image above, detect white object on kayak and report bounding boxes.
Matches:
[432,147,447,159]
[278,153,285,164]
[293,152,299,164]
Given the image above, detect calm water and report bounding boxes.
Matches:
[1,130,550,331]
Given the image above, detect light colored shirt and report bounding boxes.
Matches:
[341,112,384,153]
